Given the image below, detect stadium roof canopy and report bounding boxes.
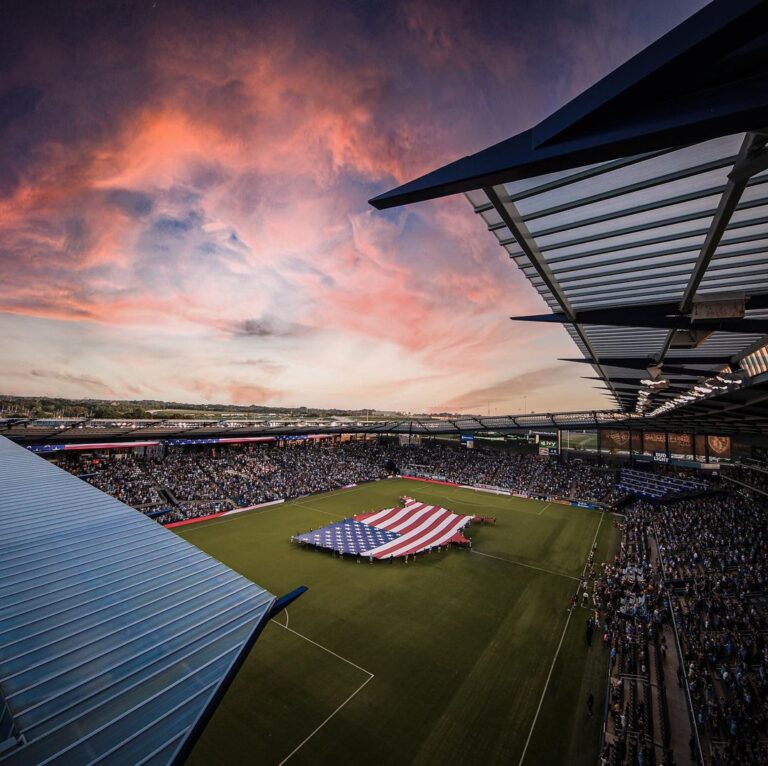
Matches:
[0,436,302,765]
[370,0,768,428]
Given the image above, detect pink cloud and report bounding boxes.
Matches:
[0,0,706,410]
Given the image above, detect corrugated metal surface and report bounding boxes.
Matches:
[0,436,275,765]
[468,135,768,412]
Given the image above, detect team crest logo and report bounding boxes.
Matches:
[708,435,730,455]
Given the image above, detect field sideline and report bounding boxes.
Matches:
[175,479,619,765]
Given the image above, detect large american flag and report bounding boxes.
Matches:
[294,497,474,558]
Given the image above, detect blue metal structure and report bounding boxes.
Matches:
[0,436,299,765]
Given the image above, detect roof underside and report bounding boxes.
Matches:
[468,132,768,411]
[0,437,276,766]
[369,0,768,431]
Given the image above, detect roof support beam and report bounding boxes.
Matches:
[485,185,624,409]
[511,311,768,334]
[561,357,728,377]
[524,155,738,222]
[680,132,768,313]
[656,131,768,362]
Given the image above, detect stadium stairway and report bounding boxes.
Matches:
[647,535,696,765]
[524,459,547,493]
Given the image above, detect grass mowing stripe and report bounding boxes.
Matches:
[517,510,605,766]
[470,549,578,581]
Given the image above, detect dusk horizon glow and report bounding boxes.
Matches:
[0,0,707,414]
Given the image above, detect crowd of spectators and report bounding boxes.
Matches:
[721,463,768,494]
[62,442,394,524]
[655,491,768,765]
[531,458,616,501]
[62,454,163,506]
[57,441,622,525]
[153,501,234,525]
[595,503,673,766]
[594,487,768,766]
[398,445,616,501]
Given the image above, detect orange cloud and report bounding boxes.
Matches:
[3,0,694,411]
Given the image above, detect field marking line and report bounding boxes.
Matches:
[537,502,551,516]
[289,500,339,518]
[270,620,375,765]
[290,484,367,504]
[272,622,374,678]
[470,550,578,581]
[517,510,605,766]
[415,488,541,516]
[277,674,374,766]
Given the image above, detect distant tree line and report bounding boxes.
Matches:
[0,395,422,421]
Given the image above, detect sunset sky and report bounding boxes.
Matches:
[0,0,707,414]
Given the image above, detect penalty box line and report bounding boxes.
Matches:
[270,617,374,766]
[517,510,605,766]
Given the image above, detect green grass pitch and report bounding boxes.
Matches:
[175,478,619,765]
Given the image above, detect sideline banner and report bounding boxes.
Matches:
[165,498,286,528]
[400,475,461,487]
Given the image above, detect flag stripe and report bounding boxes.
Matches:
[387,506,444,536]
[355,506,396,525]
[379,503,432,531]
[370,513,464,559]
[361,506,401,525]
[372,502,425,530]
[390,517,472,557]
[387,504,436,533]
[364,509,458,558]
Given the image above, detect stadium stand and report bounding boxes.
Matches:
[721,463,768,495]
[52,442,619,524]
[593,487,768,766]
[616,469,709,501]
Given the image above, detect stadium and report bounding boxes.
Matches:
[2,1,768,765]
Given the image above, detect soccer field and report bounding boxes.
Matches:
[175,479,619,766]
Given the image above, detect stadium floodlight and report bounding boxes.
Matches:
[640,377,668,389]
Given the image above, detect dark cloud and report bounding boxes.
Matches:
[105,188,154,217]
[151,212,203,237]
[232,316,311,339]
[437,364,569,414]
[29,368,113,393]
[0,86,42,132]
